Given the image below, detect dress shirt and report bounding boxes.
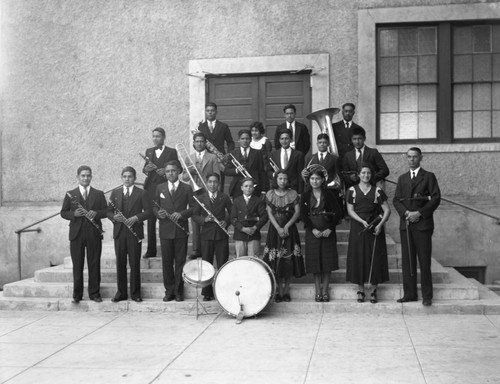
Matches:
[155,145,165,158]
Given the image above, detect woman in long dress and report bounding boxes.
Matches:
[346,163,391,303]
[249,121,273,191]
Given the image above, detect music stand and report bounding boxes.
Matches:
[183,258,212,320]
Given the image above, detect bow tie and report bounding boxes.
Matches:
[156,146,163,150]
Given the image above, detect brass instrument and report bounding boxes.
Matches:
[108,198,142,243]
[66,193,104,234]
[306,107,340,157]
[301,163,341,189]
[175,143,208,194]
[191,129,229,165]
[228,153,253,179]
[192,195,230,236]
[151,200,190,235]
[269,158,279,173]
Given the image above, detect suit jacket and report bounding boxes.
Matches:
[182,151,223,188]
[193,192,232,240]
[142,146,179,191]
[331,121,363,164]
[300,189,342,230]
[60,187,107,241]
[153,182,194,239]
[231,195,268,241]
[224,147,265,197]
[393,168,441,231]
[274,121,311,155]
[107,186,152,240]
[268,149,305,193]
[198,120,235,154]
[342,146,390,188]
[304,152,340,188]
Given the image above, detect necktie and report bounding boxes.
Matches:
[209,121,214,133]
[210,193,216,204]
[196,152,202,165]
[345,122,350,129]
[411,171,416,187]
[125,187,130,199]
[243,147,248,160]
[283,149,289,169]
[319,153,324,163]
[83,188,88,201]
[356,149,362,167]
[170,184,176,196]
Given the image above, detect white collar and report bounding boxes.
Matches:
[169,180,180,189]
[123,185,134,194]
[196,149,206,158]
[79,185,89,195]
[410,167,421,177]
[343,120,352,127]
[209,191,217,199]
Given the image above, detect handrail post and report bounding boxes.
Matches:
[15,228,41,281]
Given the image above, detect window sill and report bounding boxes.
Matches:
[376,142,500,153]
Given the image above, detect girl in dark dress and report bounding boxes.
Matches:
[301,166,342,302]
[263,170,303,302]
[346,163,391,303]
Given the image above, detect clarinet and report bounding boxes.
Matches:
[192,195,230,236]
[66,192,104,234]
[358,214,383,236]
[108,199,142,243]
[151,200,189,235]
[139,153,167,180]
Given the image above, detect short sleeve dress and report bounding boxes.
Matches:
[346,185,389,285]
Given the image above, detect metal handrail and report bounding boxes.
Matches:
[385,179,500,222]
[14,182,144,280]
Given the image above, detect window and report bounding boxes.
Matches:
[377,22,500,144]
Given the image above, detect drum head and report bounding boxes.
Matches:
[182,259,215,288]
[214,256,276,318]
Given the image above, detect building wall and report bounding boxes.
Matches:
[1,0,500,285]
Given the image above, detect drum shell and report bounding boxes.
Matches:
[182,259,215,288]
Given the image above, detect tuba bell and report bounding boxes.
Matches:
[306,107,340,157]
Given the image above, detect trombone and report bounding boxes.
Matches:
[176,143,208,194]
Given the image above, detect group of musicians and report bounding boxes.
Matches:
[60,102,441,307]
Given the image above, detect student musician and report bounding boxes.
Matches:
[192,173,232,301]
[60,165,107,304]
[153,160,194,302]
[107,167,152,303]
[302,133,341,190]
[231,177,268,258]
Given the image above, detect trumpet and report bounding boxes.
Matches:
[151,200,190,235]
[269,158,279,173]
[191,129,230,165]
[176,143,208,194]
[108,198,142,243]
[66,193,104,234]
[192,195,230,236]
[228,153,253,179]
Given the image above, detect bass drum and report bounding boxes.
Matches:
[182,259,215,288]
[214,256,276,318]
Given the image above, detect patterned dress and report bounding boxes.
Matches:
[263,189,304,279]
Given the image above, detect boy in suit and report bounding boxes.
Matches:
[142,127,179,259]
[153,160,194,302]
[331,103,364,167]
[393,147,441,306]
[60,165,107,304]
[231,178,268,258]
[273,104,311,156]
[107,167,152,303]
[192,173,232,301]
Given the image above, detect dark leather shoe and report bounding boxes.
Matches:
[72,298,81,304]
[132,297,143,303]
[143,252,156,259]
[397,297,418,303]
[91,297,103,303]
[282,294,291,302]
[422,299,432,306]
[274,294,282,303]
[203,295,213,301]
[175,296,184,302]
[163,295,175,302]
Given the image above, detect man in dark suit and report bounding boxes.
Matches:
[274,104,311,156]
[197,102,235,192]
[269,129,305,193]
[107,167,152,303]
[60,165,107,304]
[192,173,232,301]
[142,127,179,258]
[393,147,441,306]
[303,133,341,189]
[342,127,389,189]
[224,129,265,198]
[153,160,194,302]
[331,103,363,168]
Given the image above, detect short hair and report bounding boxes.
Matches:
[249,121,265,134]
[351,127,366,138]
[165,160,182,171]
[205,102,218,110]
[238,129,252,138]
[121,166,137,178]
[283,104,296,113]
[206,173,220,182]
[153,127,166,137]
[241,177,255,185]
[317,133,330,142]
[193,132,207,141]
[342,103,356,110]
[358,161,374,174]
[279,128,293,140]
[77,165,92,175]
[408,147,422,155]
[271,169,289,190]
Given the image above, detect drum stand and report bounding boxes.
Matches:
[185,258,213,320]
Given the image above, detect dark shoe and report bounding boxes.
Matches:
[175,296,184,302]
[422,299,432,306]
[132,297,143,303]
[370,289,378,304]
[315,294,323,302]
[274,294,282,303]
[357,291,365,303]
[203,295,213,302]
[111,298,124,303]
[397,297,418,303]
[282,294,291,302]
[143,252,156,259]
[163,295,175,302]
[72,298,81,304]
[91,297,103,303]
[322,294,330,303]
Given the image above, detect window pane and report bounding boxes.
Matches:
[380,113,399,140]
[493,54,500,81]
[454,111,472,138]
[493,111,500,137]
[419,55,437,83]
[419,27,437,54]
[473,54,492,81]
[400,85,418,112]
[473,25,491,53]
[493,83,500,110]
[453,55,472,82]
[473,111,491,137]
[454,84,472,111]
[419,85,437,111]
[379,57,399,85]
[494,25,500,53]
[418,112,437,138]
[380,86,399,112]
[454,26,472,54]
[399,28,418,55]
[379,29,398,57]
[400,113,418,139]
[400,56,418,83]
[473,83,491,110]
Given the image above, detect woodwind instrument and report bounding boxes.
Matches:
[358,214,383,236]
[139,153,167,180]
[108,198,142,243]
[66,192,104,234]
[151,200,190,235]
[192,195,230,236]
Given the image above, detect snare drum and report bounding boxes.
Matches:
[213,256,276,318]
[182,259,215,288]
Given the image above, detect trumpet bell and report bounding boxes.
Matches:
[306,107,340,157]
